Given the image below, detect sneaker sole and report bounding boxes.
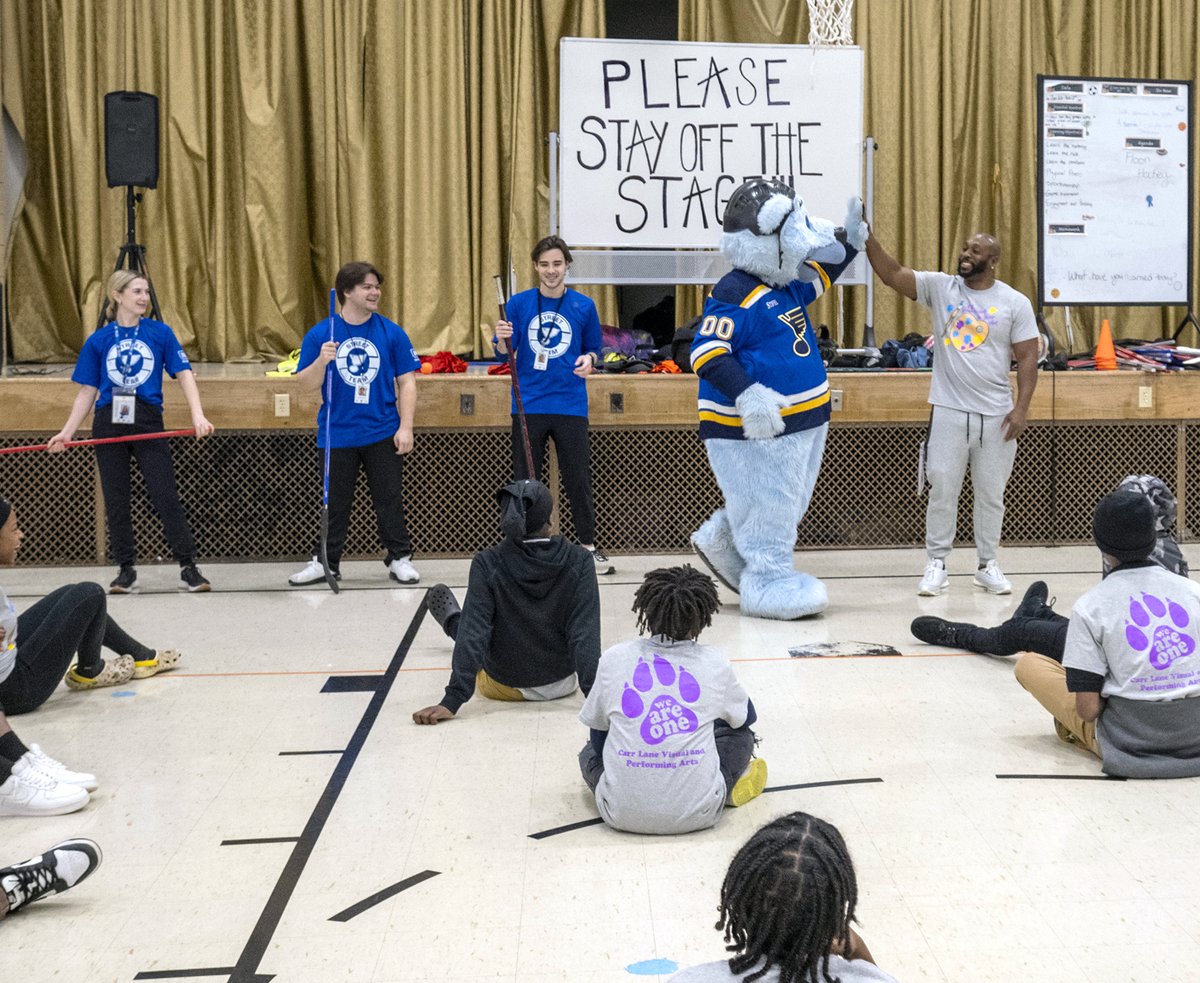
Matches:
[594,564,615,576]
[0,792,91,817]
[973,580,1012,595]
[917,584,949,596]
[108,584,138,595]
[389,573,420,584]
[181,583,211,593]
[729,759,768,807]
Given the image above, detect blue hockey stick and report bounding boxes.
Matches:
[319,288,340,593]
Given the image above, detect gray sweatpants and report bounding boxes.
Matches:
[925,404,1017,562]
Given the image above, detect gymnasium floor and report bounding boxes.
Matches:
[4,545,1200,983]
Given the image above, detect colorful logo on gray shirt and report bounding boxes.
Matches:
[621,654,700,745]
[1126,591,1195,670]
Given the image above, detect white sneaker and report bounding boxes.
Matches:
[0,838,102,914]
[0,758,90,817]
[22,745,97,792]
[589,547,615,575]
[974,559,1012,595]
[289,556,338,586]
[917,557,948,596]
[388,556,420,584]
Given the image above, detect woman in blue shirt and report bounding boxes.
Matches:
[48,271,214,593]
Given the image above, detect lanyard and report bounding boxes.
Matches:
[535,292,565,346]
[112,320,142,378]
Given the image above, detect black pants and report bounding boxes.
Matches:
[93,402,197,566]
[512,413,595,544]
[315,438,412,568]
[578,721,756,796]
[0,584,150,715]
[960,613,1070,662]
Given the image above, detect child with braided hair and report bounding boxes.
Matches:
[578,565,766,834]
[670,811,898,983]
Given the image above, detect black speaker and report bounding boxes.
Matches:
[104,91,159,188]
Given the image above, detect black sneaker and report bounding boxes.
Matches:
[179,565,211,593]
[910,616,973,648]
[109,565,138,594]
[0,838,102,914]
[1014,580,1051,620]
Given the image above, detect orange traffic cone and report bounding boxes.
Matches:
[1095,318,1117,370]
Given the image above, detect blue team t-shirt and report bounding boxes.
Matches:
[297,312,421,449]
[72,319,192,409]
[495,287,602,417]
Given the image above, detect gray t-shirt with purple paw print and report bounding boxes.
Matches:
[580,636,750,835]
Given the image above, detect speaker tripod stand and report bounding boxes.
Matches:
[97,185,162,329]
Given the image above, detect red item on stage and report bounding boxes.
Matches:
[487,362,511,376]
[418,351,469,374]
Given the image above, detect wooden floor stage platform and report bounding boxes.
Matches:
[2,366,1198,564]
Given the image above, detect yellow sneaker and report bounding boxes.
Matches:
[133,649,182,680]
[727,758,768,807]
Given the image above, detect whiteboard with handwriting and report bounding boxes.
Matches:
[1038,75,1192,307]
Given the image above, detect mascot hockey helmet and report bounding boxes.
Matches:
[721,179,795,235]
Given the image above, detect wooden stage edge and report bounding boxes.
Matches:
[3,364,1198,432]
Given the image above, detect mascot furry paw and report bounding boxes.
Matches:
[689,179,862,620]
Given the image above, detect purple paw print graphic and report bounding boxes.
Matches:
[1126,592,1196,671]
[620,654,701,745]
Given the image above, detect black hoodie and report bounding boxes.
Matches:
[438,535,600,714]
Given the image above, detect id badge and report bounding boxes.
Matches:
[112,388,136,425]
[533,349,549,371]
[354,382,370,404]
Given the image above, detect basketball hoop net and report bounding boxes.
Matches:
[807,0,854,45]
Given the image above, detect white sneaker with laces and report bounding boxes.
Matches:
[974,559,1012,595]
[588,547,615,575]
[0,838,102,914]
[289,556,337,586]
[388,556,420,584]
[917,557,948,596]
[22,745,97,792]
[0,758,90,817]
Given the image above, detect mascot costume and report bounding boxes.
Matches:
[690,179,868,620]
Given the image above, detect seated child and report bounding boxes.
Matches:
[412,479,600,724]
[669,811,898,982]
[578,565,766,834]
[1014,489,1200,778]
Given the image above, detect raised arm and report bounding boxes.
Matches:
[865,231,918,301]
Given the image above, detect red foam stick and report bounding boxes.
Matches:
[0,429,197,455]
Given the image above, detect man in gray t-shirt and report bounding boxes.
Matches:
[866,229,1039,596]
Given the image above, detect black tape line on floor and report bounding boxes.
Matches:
[995,773,1127,781]
[136,599,427,983]
[321,674,384,693]
[763,777,885,794]
[528,778,883,839]
[277,749,344,756]
[328,870,441,922]
[528,817,606,839]
[220,837,301,846]
[134,969,238,981]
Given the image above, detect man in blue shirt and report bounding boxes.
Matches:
[493,236,611,574]
[289,262,422,586]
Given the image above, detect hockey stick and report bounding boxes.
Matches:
[495,275,535,478]
[0,429,196,455]
[319,288,340,593]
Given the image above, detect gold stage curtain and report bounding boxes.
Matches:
[1,0,608,363]
[678,0,1200,350]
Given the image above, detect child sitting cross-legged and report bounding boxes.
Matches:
[578,565,766,834]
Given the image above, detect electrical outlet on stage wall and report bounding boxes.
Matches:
[274,393,290,417]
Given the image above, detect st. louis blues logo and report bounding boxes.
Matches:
[336,337,381,388]
[527,311,573,359]
[778,306,811,358]
[105,339,155,388]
